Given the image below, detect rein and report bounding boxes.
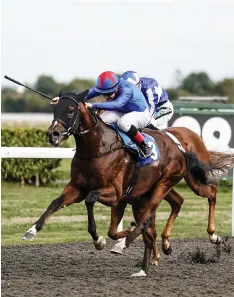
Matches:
[53,97,139,197]
[76,108,98,136]
[75,109,126,160]
[54,98,124,159]
[54,96,99,138]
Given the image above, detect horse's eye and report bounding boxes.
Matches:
[67,110,74,118]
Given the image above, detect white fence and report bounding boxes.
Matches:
[1,147,75,159]
[1,146,233,236]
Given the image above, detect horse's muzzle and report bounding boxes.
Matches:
[46,130,61,147]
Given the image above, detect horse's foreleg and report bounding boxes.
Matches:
[161,189,184,255]
[185,174,221,244]
[23,182,84,241]
[85,200,107,250]
[85,186,118,250]
[85,185,118,207]
[131,210,156,277]
[108,200,129,254]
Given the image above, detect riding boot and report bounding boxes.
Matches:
[138,140,152,158]
[125,125,152,158]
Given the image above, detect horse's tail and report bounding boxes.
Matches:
[183,150,234,185]
[183,151,211,185]
[207,150,234,182]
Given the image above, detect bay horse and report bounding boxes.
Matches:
[22,91,233,276]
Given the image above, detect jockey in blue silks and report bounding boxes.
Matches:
[121,71,174,129]
[86,71,152,157]
[51,71,152,157]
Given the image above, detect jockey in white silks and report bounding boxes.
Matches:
[121,71,174,129]
[51,71,152,157]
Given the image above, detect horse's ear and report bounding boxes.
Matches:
[58,89,89,103]
[75,89,89,103]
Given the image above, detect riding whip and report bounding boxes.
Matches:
[4,75,52,100]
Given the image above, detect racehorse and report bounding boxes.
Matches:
[112,127,234,262]
[127,127,234,266]
[22,91,234,276]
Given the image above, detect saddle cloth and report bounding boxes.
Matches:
[111,124,160,166]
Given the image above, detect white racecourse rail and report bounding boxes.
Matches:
[1,146,233,236]
[1,146,124,233]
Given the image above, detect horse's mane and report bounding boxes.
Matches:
[89,108,120,135]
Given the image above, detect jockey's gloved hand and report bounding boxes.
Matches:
[50,97,59,105]
[85,102,92,108]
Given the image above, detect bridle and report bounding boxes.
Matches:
[53,96,98,137]
[52,95,125,160]
[52,95,139,197]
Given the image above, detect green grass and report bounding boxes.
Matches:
[1,182,232,246]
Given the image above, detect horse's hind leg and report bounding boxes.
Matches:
[22,182,84,241]
[161,189,184,255]
[185,174,221,244]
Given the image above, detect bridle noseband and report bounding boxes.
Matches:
[53,96,98,137]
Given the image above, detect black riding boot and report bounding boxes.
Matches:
[138,141,152,158]
[125,125,152,158]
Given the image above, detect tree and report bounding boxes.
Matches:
[216,78,234,103]
[61,78,94,93]
[182,72,215,95]
[34,75,59,97]
[1,88,25,112]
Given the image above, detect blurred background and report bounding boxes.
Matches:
[2,0,234,141]
[2,0,234,179]
[2,0,234,167]
[1,0,234,245]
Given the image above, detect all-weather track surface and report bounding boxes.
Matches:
[2,237,234,297]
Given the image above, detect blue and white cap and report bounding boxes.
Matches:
[121,71,140,85]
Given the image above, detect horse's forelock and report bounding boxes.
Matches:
[74,89,89,103]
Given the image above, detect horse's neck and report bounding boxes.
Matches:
[74,110,120,156]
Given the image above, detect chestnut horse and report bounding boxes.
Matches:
[22,91,233,276]
[126,127,234,266]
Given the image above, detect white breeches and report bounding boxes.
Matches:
[100,108,151,132]
[150,101,174,128]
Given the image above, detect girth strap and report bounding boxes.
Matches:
[121,164,140,199]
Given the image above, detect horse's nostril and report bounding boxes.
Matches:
[52,131,60,138]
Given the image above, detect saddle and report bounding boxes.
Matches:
[110,124,160,166]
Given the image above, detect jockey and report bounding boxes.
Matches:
[51,71,152,157]
[121,71,174,129]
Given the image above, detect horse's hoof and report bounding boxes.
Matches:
[151,260,159,266]
[162,244,172,255]
[93,236,106,250]
[22,225,37,241]
[209,233,222,245]
[110,238,126,254]
[130,270,147,277]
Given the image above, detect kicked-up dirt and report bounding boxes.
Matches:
[1,237,234,297]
